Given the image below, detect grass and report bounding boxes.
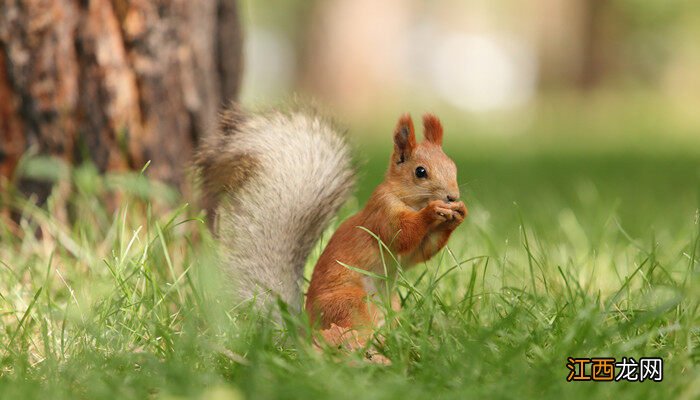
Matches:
[2,122,700,399]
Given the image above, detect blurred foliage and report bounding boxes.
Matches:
[2,117,700,398]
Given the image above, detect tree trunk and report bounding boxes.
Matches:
[577,0,608,89]
[0,0,243,199]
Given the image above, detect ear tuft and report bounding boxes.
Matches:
[393,114,416,164]
[422,114,443,145]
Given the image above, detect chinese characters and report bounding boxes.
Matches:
[566,357,663,382]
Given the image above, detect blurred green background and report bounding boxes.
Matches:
[239,0,700,239]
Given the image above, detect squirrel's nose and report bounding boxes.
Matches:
[446,194,459,203]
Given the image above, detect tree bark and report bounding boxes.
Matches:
[0,0,242,198]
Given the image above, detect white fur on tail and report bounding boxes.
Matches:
[199,107,354,311]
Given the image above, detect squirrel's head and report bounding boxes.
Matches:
[387,113,460,210]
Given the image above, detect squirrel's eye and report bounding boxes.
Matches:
[415,166,428,179]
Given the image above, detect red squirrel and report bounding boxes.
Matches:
[196,105,466,356]
[306,113,466,330]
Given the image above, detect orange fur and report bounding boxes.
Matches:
[306,114,466,337]
[422,114,443,145]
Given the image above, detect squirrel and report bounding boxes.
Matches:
[195,104,466,345]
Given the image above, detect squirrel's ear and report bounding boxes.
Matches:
[393,114,416,164]
[422,114,443,146]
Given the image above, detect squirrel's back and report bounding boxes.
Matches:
[195,104,355,310]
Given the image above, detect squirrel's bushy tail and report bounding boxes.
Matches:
[195,104,355,311]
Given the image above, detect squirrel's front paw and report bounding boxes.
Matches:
[448,201,467,222]
[426,200,454,223]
